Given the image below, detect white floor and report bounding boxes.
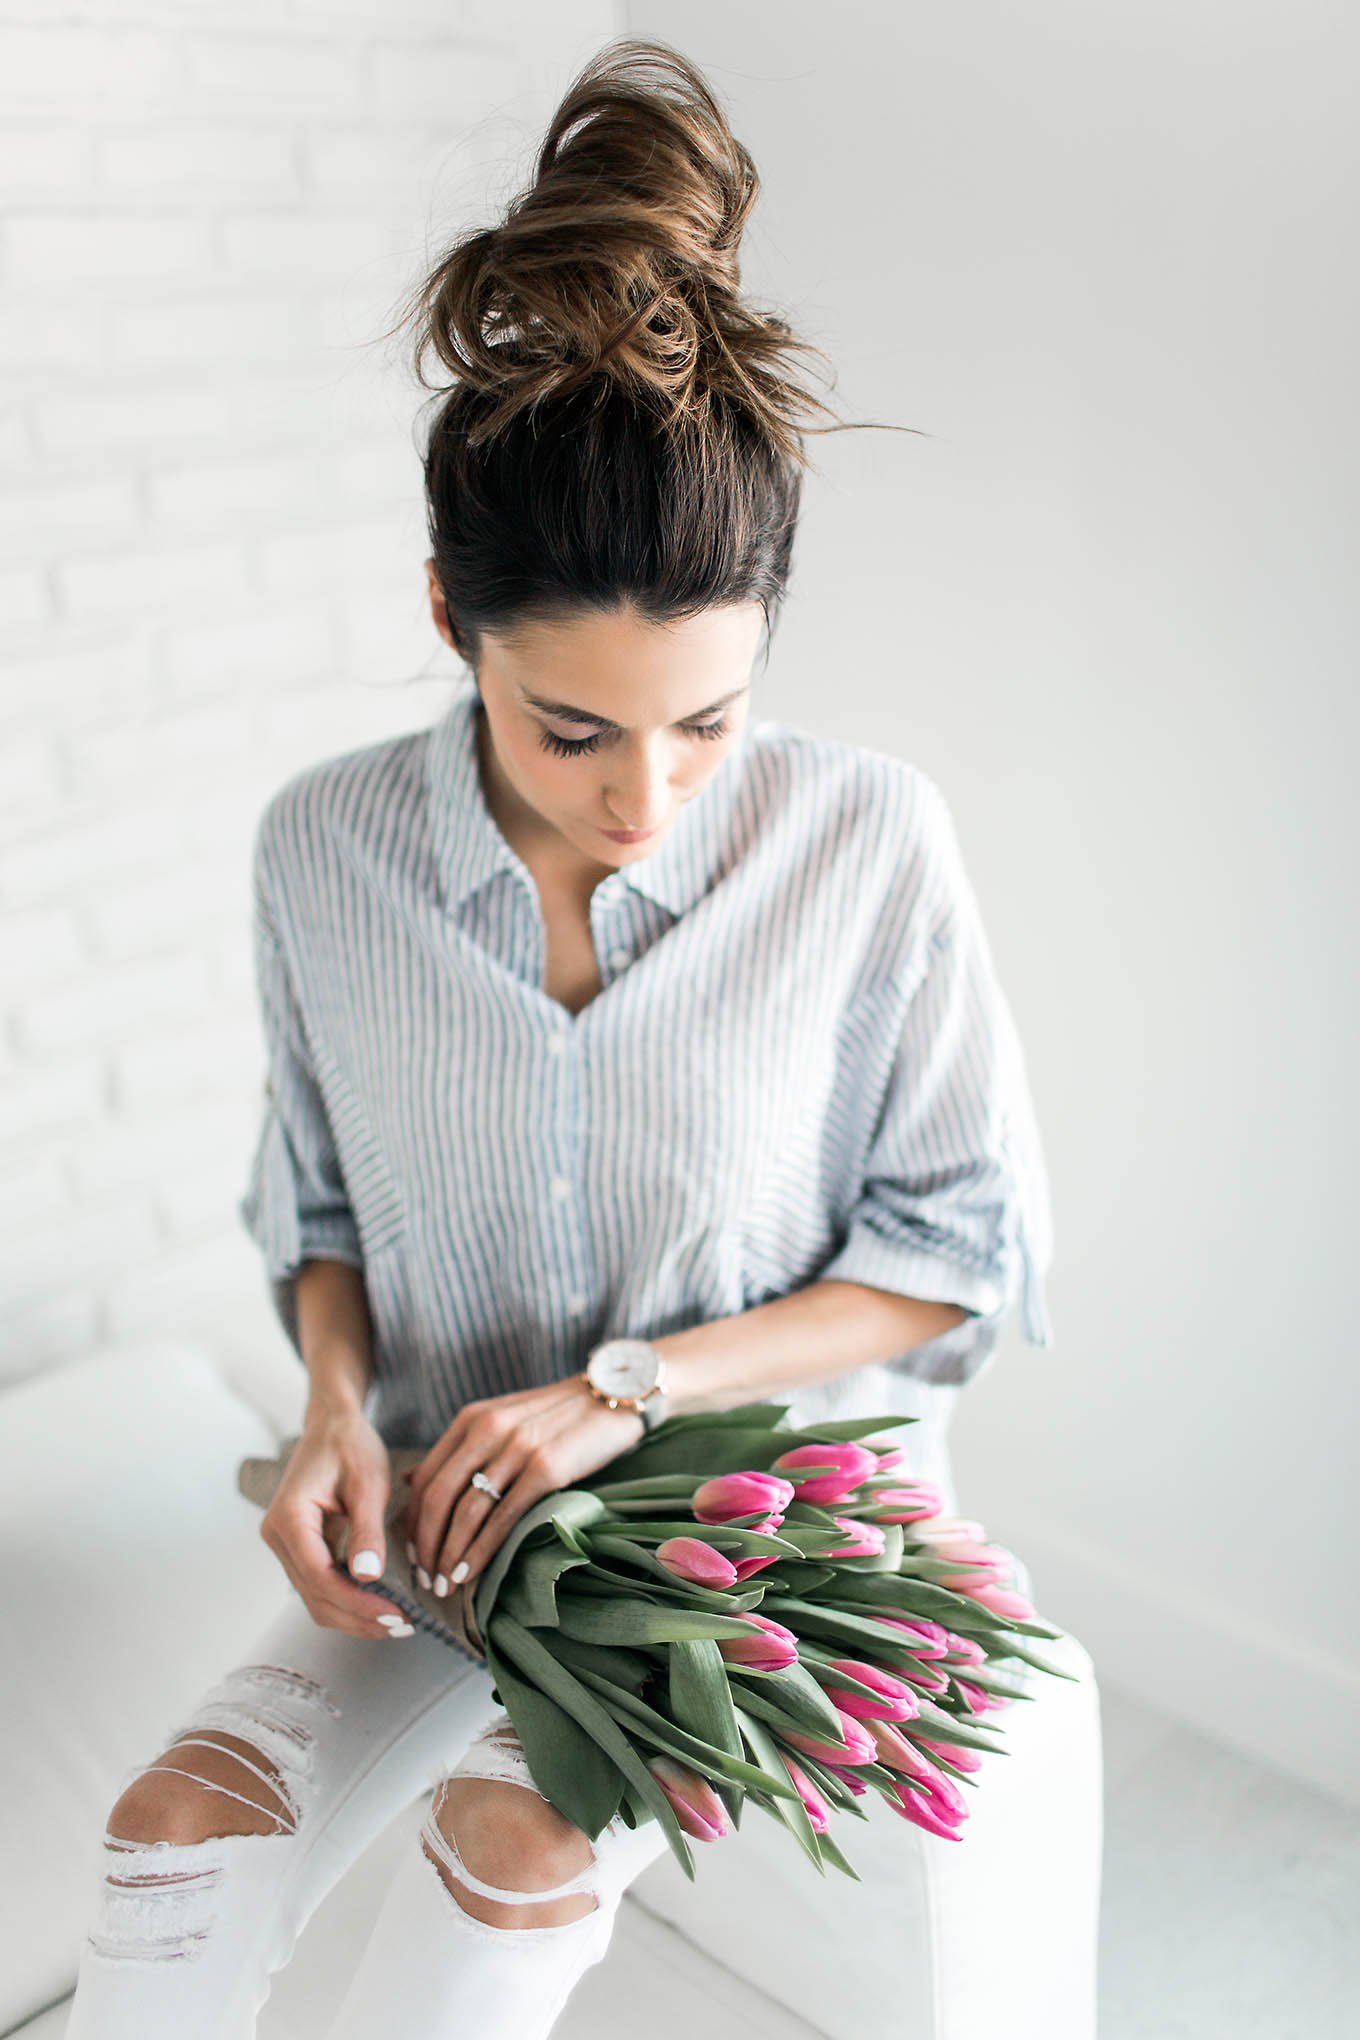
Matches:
[555,1678,1360,2040]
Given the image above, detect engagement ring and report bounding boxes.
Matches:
[470,1469,503,1501]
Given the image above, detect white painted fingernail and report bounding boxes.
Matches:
[386,1620,415,1638]
[351,1550,382,1579]
[434,1574,449,1596]
[376,1613,405,1628]
[450,1560,469,1584]
[415,1565,433,1590]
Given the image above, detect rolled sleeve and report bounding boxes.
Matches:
[816,785,1054,1384]
[237,875,363,1354]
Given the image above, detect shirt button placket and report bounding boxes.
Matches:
[544,1013,591,1345]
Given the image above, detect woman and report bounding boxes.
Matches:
[66,37,1081,2040]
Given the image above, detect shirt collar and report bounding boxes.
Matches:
[424,680,751,921]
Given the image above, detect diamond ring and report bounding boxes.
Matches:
[470,1469,503,1501]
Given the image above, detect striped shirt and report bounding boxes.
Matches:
[238,678,1054,1449]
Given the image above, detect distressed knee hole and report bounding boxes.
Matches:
[108,1730,295,1844]
[423,1774,600,1932]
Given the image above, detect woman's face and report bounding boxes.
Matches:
[425,565,763,875]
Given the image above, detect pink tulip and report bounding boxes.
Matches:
[655,1537,739,1590]
[868,1727,969,1827]
[717,1612,799,1671]
[966,1583,1037,1621]
[867,1482,944,1522]
[822,1658,920,1723]
[782,1710,878,1768]
[874,1614,950,1658]
[770,1440,880,1505]
[731,1549,782,1581]
[826,1762,869,1797]
[692,1472,794,1531]
[918,1738,983,1774]
[942,1632,986,1666]
[909,1515,988,1545]
[954,1677,1010,1714]
[648,1757,730,1842]
[808,1516,887,1560]
[781,1757,832,1833]
[886,1778,967,1840]
[864,1440,907,1471]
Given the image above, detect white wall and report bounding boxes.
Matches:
[624,1,1360,1801]
[0,0,616,1427]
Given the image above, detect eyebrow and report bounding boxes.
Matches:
[520,683,750,730]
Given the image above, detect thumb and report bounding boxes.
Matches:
[343,1470,390,1584]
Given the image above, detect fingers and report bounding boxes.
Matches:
[339,1469,390,1588]
[430,1448,554,1594]
[261,1503,414,1639]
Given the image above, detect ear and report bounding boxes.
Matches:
[424,558,458,652]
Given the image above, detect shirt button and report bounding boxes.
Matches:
[546,1033,565,1056]
[597,878,622,905]
[550,1176,571,1202]
[568,1293,587,1314]
[608,947,628,969]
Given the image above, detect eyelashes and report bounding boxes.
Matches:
[537,718,730,759]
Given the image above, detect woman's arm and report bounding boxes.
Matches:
[654,1281,969,1418]
[293,1256,376,1424]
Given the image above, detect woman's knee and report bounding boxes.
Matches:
[425,1772,599,1930]
[108,1730,296,1846]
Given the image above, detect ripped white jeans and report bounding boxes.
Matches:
[63,1582,671,2040]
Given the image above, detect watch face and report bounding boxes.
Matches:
[589,1339,659,1399]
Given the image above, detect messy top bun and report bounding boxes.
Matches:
[389,37,891,668]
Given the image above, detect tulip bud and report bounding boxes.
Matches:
[717,1612,799,1671]
[917,1738,983,1774]
[868,1482,943,1522]
[873,1614,950,1658]
[942,1632,986,1666]
[692,1472,795,1529]
[655,1537,739,1590]
[885,1778,967,1840]
[826,1762,869,1797]
[808,1516,887,1560]
[782,1710,878,1768]
[731,1549,781,1581]
[648,1757,730,1842]
[821,1658,920,1722]
[966,1583,1036,1621]
[781,1756,832,1833]
[863,1439,907,1471]
[770,1440,880,1505]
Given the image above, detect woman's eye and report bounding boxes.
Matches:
[537,717,728,759]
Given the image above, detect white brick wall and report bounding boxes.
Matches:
[0,0,619,1402]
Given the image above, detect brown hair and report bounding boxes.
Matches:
[386,36,916,670]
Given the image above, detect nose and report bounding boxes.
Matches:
[602,746,671,831]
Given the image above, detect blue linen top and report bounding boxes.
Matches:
[238,678,1054,1448]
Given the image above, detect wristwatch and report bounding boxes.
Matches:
[583,1337,669,1432]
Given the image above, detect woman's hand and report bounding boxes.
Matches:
[403,1377,643,1596]
[259,1410,414,1638]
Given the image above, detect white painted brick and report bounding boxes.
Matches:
[70,701,254,795]
[0,302,105,374]
[0,804,186,904]
[103,1230,260,1342]
[7,213,211,289]
[182,35,359,106]
[0,122,95,192]
[327,433,421,508]
[369,42,523,123]
[112,1016,261,1113]
[98,123,298,196]
[0,736,63,823]
[148,449,330,534]
[0,1293,100,1383]
[71,1097,248,1203]
[0,636,154,733]
[15,949,214,1053]
[0,1058,103,1146]
[0,906,85,988]
[218,209,399,281]
[256,514,414,597]
[0,1152,67,1229]
[86,857,241,961]
[57,543,250,621]
[155,1152,253,1238]
[161,602,332,703]
[0,1199,160,1315]
[0,566,52,629]
[302,123,444,193]
[336,595,444,687]
[0,27,180,104]
[32,375,320,458]
[0,477,140,558]
[109,293,317,371]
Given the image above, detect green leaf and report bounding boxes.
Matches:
[473,1490,607,1632]
[554,1595,770,1648]
[545,1631,654,1696]
[733,1709,826,1875]
[730,1659,846,1739]
[568,1665,799,1799]
[584,1534,770,1612]
[778,1414,918,1444]
[499,1541,590,1628]
[811,1826,864,1880]
[593,1427,810,1481]
[669,1638,745,1762]
[481,1638,624,1839]
[758,1563,839,1595]
[593,1520,807,1557]
[487,1614,695,1881]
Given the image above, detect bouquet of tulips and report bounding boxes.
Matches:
[468,1400,1075,1881]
